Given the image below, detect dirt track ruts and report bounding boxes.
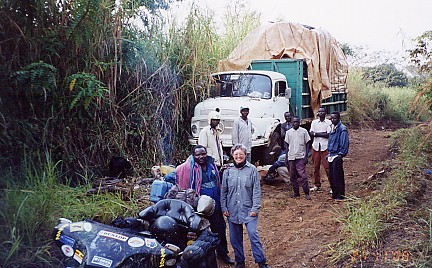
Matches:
[217,129,392,268]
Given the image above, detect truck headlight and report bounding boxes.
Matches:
[191,124,198,135]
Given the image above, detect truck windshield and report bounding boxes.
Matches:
[214,74,272,99]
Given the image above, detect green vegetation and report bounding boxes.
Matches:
[362,64,408,87]
[408,30,432,75]
[329,124,432,267]
[326,31,432,266]
[0,151,143,267]
[0,1,261,266]
[1,0,431,266]
[346,69,430,127]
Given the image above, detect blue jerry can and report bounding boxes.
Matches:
[149,180,173,203]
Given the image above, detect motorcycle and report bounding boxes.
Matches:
[52,199,219,267]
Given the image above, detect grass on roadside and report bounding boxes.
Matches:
[328,123,432,267]
[0,152,146,267]
[346,70,430,127]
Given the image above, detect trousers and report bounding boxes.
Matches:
[288,159,310,195]
[227,217,266,264]
[329,156,345,199]
[312,149,330,187]
[209,209,229,257]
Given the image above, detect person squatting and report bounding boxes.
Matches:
[187,108,348,267]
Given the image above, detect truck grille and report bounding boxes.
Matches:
[198,119,234,134]
[202,108,239,117]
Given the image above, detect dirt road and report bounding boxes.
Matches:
[218,129,392,268]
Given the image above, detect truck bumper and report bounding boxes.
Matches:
[188,138,198,146]
[189,138,268,148]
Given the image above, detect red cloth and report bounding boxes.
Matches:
[175,156,220,195]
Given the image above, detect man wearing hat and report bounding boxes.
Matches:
[199,109,224,167]
[232,106,253,163]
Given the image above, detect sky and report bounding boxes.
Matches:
[169,0,432,66]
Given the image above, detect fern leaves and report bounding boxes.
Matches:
[66,73,108,110]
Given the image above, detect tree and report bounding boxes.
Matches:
[408,31,432,114]
[339,43,354,57]
[408,30,432,75]
[362,64,408,87]
[0,0,183,177]
[342,44,400,68]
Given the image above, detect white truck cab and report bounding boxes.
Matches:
[189,70,291,158]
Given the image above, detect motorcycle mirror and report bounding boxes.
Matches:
[164,243,181,254]
[58,218,72,225]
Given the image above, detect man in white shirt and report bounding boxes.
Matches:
[284,116,312,200]
[309,107,332,191]
[232,106,253,163]
[198,110,224,167]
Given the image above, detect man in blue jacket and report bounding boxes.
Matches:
[175,145,234,265]
[327,111,350,201]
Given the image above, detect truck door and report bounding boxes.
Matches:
[273,80,290,120]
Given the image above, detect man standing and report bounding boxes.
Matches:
[284,116,311,200]
[232,106,253,163]
[327,111,349,201]
[175,145,234,265]
[199,110,223,167]
[309,107,332,191]
[280,111,293,150]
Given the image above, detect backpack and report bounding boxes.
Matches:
[164,184,199,208]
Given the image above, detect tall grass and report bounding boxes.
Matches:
[0,151,144,267]
[0,2,261,267]
[329,123,432,266]
[163,3,261,159]
[346,69,431,126]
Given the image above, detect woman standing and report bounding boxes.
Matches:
[220,144,271,268]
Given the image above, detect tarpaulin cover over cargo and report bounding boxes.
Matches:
[218,22,348,112]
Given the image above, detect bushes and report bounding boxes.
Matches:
[0,151,144,266]
[346,69,430,127]
[0,2,261,266]
[362,64,408,87]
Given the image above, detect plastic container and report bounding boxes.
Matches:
[149,180,173,203]
[160,165,176,175]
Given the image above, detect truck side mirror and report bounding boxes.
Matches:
[285,87,292,98]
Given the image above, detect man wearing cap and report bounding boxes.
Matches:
[199,110,224,167]
[232,106,253,163]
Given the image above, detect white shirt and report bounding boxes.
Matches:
[232,117,253,152]
[199,125,223,166]
[310,118,332,151]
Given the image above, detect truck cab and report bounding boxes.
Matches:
[188,70,291,154]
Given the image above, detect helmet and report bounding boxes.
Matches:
[240,105,249,111]
[150,216,180,244]
[196,195,216,217]
[150,165,161,179]
[207,110,221,124]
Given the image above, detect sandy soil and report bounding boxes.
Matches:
[217,129,393,268]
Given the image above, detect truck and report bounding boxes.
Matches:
[188,58,347,164]
[188,22,348,164]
